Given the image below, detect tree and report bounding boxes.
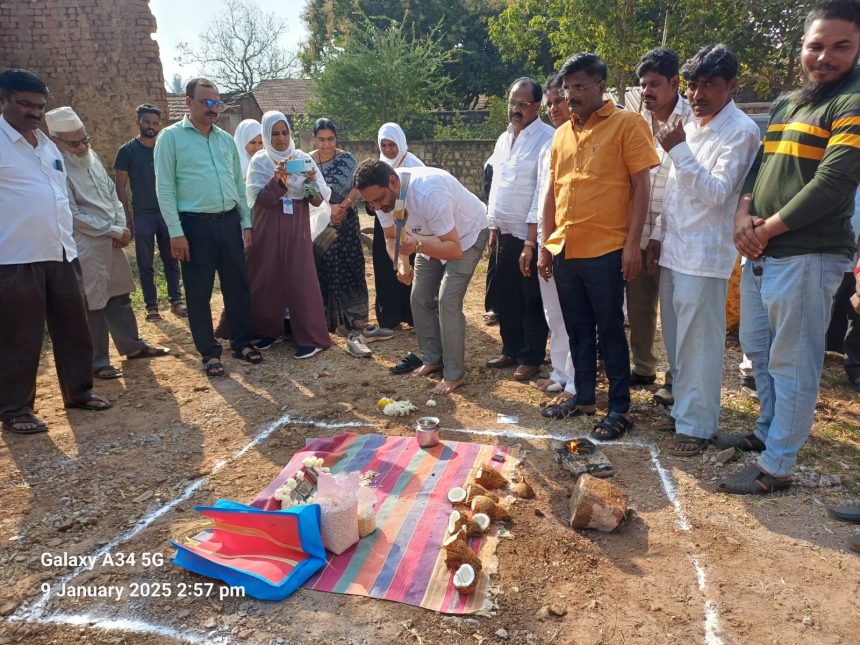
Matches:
[176,0,299,93]
[167,73,184,94]
[307,14,454,139]
[488,0,812,101]
[301,0,523,108]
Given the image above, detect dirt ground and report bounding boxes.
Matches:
[2,236,860,645]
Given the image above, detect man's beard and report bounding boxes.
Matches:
[64,147,95,169]
[794,78,843,107]
[139,128,156,139]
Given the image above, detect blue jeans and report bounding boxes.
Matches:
[659,269,728,440]
[740,254,845,476]
[134,210,182,308]
[553,249,630,413]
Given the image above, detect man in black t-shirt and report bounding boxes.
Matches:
[115,104,185,321]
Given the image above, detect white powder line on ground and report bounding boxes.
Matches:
[9,414,376,624]
[12,420,722,645]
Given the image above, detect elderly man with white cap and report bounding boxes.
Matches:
[46,105,170,380]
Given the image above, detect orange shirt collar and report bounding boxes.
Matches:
[570,99,615,131]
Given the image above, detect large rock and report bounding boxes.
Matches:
[569,474,628,532]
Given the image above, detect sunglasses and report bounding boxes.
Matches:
[198,99,223,109]
[60,135,92,149]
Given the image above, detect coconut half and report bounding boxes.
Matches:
[512,479,535,499]
[465,512,491,537]
[442,528,482,572]
[453,563,478,595]
[447,486,467,504]
[446,510,468,536]
[466,483,498,502]
[474,465,509,490]
[471,495,511,521]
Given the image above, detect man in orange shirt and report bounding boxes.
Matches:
[537,53,659,440]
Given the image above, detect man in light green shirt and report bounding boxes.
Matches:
[154,78,261,375]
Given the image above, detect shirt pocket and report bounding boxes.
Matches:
[500,153,537,184]
[581,142,620,179]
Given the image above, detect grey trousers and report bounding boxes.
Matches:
[411,228,489,381]
[87,293,146,370]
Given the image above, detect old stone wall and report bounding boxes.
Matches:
[312,139,497,198]
[0,0,166,169]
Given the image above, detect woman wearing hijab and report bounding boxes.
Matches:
[236,111,331,359]
[309,118,372,357]
[233,119,263,179]
[370,123,425,371]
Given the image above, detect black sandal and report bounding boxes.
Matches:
[590,412,633,440]
[712,432,765,452]
[2,413,48,434]
[232,347,263,364]
[127,345,171,360]
[390,351,422,375]
[540,397,596,419]
[94,366,123,379]
[203,358,225,377]
[65,394,113,411]
[667,434,710,457]
[717,463,791,495]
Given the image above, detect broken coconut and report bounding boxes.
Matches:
[569,473,628,533]
[474,464,509,490]
[471,495,511,522]
[447,486,467,504]
[465,483,499,502]
[442,529,482,572]
[512,478,535,499]
[446,510,468,536]
[465,512,491,537]
[452,563,478,595]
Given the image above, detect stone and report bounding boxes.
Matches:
[536,606,550,620]
[495,628,509,640]
[463,618,480,629]
[803,616,814,627]
[0,601,17,617]
[715,447,737,464]
[548,605,567,617]
[441,616,461,629]
[204,617,217,629]
[569,474,628,532]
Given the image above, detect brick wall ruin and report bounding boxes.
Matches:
[0,0,166,168]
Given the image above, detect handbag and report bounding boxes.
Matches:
[170,499,326,601]
[313,223,340,259]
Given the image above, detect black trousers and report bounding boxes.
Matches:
[179,212,252,361]
[826,271,860,379]
[0,257,94,420]
[484,246,499,313]
[496,233,548,366]
[372,214,413,329]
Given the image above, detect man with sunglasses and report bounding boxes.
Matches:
[485,78,554,381]
[536,53,659,440]
[0,68,111,434]
[154,78,260,376]
[47,106,170,381]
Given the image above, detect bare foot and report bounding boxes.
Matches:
[533,377,554,391]
[548,391,574,405]
[413,364,442,377]
[432,379,464,395]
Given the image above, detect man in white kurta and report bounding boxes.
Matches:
[46,107,169,379]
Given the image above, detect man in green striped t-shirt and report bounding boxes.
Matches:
[716,0,860,495]
[155,78,261,376]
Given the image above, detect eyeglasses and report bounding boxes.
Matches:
[561,82,599,97]
[315,135,336,143]
[198,99,223,109]
[60,136,91,149]
[507,100,537,111]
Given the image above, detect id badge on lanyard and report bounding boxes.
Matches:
[282,198,293,215]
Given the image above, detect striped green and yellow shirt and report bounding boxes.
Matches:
[750,67,860,258]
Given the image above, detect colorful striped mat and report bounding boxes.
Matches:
[252,433,518,614]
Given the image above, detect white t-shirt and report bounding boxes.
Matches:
[376,166,488,252]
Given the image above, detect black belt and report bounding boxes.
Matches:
[180,207,238,221]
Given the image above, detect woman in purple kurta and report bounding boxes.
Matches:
[241,111,331,357]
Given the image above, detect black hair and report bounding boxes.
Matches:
[313,118,337,137]
[637,48,681,81]
[558,53,608,82]
[185,78,216,98]
[681,44,739,82]
[543,73,562,94]
[805,0,860,31]
[354,159,395,189]
[0,68,48,99]
[136,103,161,118]
[510,77,542,103]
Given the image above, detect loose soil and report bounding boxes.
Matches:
[2,240,859,644]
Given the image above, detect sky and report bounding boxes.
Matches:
[149,0,310,87]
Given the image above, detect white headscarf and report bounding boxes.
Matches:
[377,122,424,168]
[246,110,330,208]
[233,119,262,178]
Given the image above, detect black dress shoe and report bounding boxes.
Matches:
[630,372,656,387]
[828,504,860,523]
[390,352,422,374]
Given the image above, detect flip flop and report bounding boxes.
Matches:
[2,413,48,434]
[94,366,123,379]
[65,394,113,411]
[712,432,765,452]
[667,434,710,457]
[232,347,263,364]
[127,345,171,359]
[203,358,225,377]
[717,463,792,495]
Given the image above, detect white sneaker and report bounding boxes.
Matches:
[347,334,372,357]
[361,325,395,343]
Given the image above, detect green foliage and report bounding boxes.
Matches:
[488,0,816,101]
[432,96,509,140]
[306,13,454,140]
[301,0,525,107]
